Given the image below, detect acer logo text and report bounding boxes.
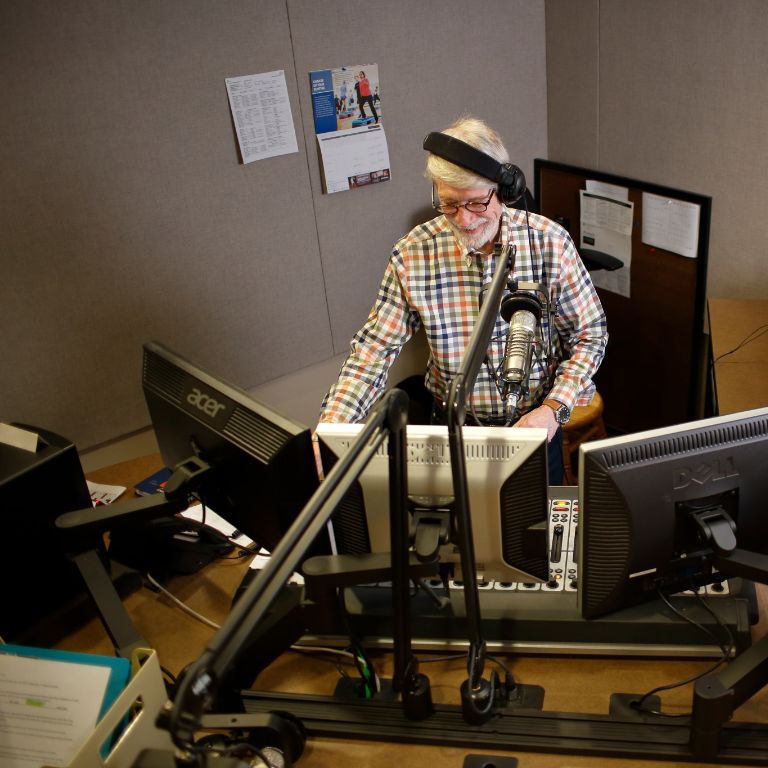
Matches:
[187,388,227,418]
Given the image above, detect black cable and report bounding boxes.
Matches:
[521,195,559,379]
[218,541,261,560]
[335,587,380,697]
[160,665,177,686]
[414,651,466,665]
[709,323,768,415]
[486,653,515,680]
[631,588,735,717]
[713,323,768,364]
[412,650,519,689]
[465,668,499,720]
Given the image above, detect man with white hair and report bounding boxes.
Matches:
[319,116,608,483]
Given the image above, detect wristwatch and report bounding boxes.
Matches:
[543,398,571,425]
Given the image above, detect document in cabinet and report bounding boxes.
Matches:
[642,192,700,258]
[580,189,634,298]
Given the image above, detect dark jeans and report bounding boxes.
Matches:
[429,399,564,486]
[546,426,564,486]
[359,95,378,122]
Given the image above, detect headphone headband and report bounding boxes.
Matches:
[423,131,526,206]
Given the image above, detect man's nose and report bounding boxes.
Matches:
[453,206,477,226]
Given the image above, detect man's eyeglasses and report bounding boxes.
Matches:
[432,187,496,215]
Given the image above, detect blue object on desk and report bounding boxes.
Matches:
[134,467,171,496]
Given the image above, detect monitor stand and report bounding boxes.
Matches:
[235,488,756,659]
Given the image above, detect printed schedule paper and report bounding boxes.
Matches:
[642,192,701,258]
[225,71,298,164]
[579,189,634,298]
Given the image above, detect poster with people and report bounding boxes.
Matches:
[309,63,390,194]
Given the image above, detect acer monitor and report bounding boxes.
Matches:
[315,422,550,584]
[578,406,768,620]
[141,340,325,555]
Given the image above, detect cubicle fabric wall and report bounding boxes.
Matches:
[0,0,548,451]
[545,0,768,303]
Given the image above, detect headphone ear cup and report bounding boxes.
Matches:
[498,163,526,206]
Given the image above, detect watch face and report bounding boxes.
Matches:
[544,399,570,424]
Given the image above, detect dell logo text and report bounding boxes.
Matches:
[672,457,738,489]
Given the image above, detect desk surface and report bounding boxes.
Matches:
[57,454,768,768]
[708,297,768,414]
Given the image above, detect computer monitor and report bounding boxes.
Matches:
[315,423,550,584]
[578,406,768,620]
[142,341,325,555]
[0,426,95,644]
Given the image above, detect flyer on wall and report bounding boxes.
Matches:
[225,70,298,164]
[309,63,390,193]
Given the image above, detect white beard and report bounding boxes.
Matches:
[446,214,500,252]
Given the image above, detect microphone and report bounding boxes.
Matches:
[500,291,542,412]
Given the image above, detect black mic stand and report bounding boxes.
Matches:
[444,242,522,724]
[388,393,434,719]
[156,388,429,762]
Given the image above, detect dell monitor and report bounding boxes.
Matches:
[578,406,768,620]
[315,422,550,584]
[142,341,325,556]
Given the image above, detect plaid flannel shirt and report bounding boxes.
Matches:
[320,207,608,424]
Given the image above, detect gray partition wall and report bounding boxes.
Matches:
[1,0,548,451]
[545,0,768,304]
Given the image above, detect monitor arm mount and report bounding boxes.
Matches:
[687,506,768,761]
[445,242,516,724]
[56,457,213,658]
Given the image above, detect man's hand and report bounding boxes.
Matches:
[513,404,559,442]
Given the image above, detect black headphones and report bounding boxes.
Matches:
[423,131,526,206]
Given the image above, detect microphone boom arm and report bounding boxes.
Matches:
[445,242,515,722]
[163,389,412,751]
